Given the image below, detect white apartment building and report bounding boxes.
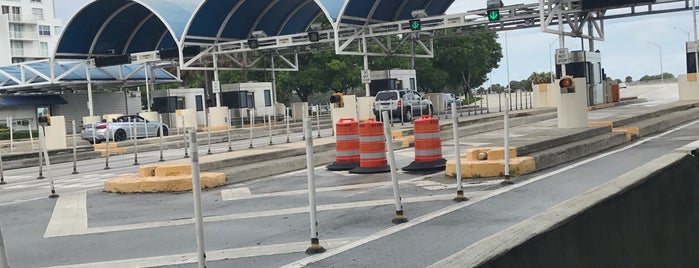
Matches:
[0,0,62,66]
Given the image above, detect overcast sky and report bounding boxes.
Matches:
[55,0,696,85]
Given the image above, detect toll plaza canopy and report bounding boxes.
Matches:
[54,0,454,59]
[1,0,453,92]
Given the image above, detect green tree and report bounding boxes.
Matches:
[433,32,503,98]
[625,76,633,83]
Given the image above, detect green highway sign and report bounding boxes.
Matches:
[409,19,421,31]
[487,9,501,21]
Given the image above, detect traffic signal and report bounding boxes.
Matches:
[487,9,501,21]
[330,92,344,108]
[559,76,575,93]
[38,114,51,126]
[409,19,421,31]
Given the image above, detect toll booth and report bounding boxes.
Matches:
[687,41,698,74]
[221,82,275,119]
[679,41,699,100]
[556,51,605,106]
[369,69,417,96]
[152,88,206,127]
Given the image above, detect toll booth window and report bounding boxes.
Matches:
[195,95,204,111]
[264,90,272,107]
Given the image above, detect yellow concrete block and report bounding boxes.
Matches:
[154,164,192,177]
[391,130,403,139]
[689,73,697,82]
[98,148,127,157]
[93,143,119,150]
[446,157,536,178]
[588,121,614,128]
[103,173,227,193]
[138,165,158,177]
[464,147,517,161]
[613,127,639,141]
[486,147,518,160]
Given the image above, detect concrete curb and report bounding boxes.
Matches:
[429,152,694,268]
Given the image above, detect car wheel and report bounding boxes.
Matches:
[158,127,169,137]
[114,129,127,142]
[403,109,413,122]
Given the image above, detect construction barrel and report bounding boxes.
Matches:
[327,118,360,171]
[350,118,390,174]
[403,115,446,172]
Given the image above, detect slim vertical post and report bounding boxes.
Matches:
[37,133,45,179]
[286,107,291,143]
[0,148,5,185]
[382,111,408,224]
[206,116,212,155]
[28,123,34,150]
[303,118,325,254]
[452,105,467,202]
[8,117,13,153]
[268,114,273,145]
[104,122,111,170]
[188,130,207,268]
[249,108,255,148]
[133,119,139,165]
[38,126,58,198]
[0,222,9,268]
[502,90,513,185]
[316,105,321,138]
[227,109,233,152]
[71,120,79,174]
[159,114,165,162]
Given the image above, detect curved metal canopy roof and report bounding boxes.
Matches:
[55,0,453,60]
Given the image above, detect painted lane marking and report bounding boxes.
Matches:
[44,191,87,238]
[47,237,358,268]
[221,187,252,200]
[282,119,699,267]
[44,191,491,238]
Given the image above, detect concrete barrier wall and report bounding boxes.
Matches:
[432,152,699,268]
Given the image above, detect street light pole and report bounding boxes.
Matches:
[649,42,664,83]
[673,27,691,42]
[694,0,698,74]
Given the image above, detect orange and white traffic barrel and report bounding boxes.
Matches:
[327,118,360,171]
[350,118,390,174]
[403,115,446,172]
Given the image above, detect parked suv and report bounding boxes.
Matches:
[373,89,433,122]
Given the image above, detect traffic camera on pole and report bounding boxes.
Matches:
[330,91,344,108]
[559,76,576,94]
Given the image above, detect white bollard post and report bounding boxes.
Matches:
[38,126,58,198]
[0,148,5,185]
[206,116,212,155]
[104,122,111,170]
[159,114,165,162]
[188,130,207,268]
[0,222,9,268]
[502,89,512,185]
[28,123,34,150]
[316,105,321,138]
[303,118,325,254]
[268,114,273,145]
[382,111,408,224]
[7,117,13,153]
[37,135,45,179]
[133,118,139,165]
[286,107,291,143]
[227,110,233,152]
[71,120,79,174]
[452,105,467,202]
[249,108,255,149]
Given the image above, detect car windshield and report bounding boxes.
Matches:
[376,92,398,101]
